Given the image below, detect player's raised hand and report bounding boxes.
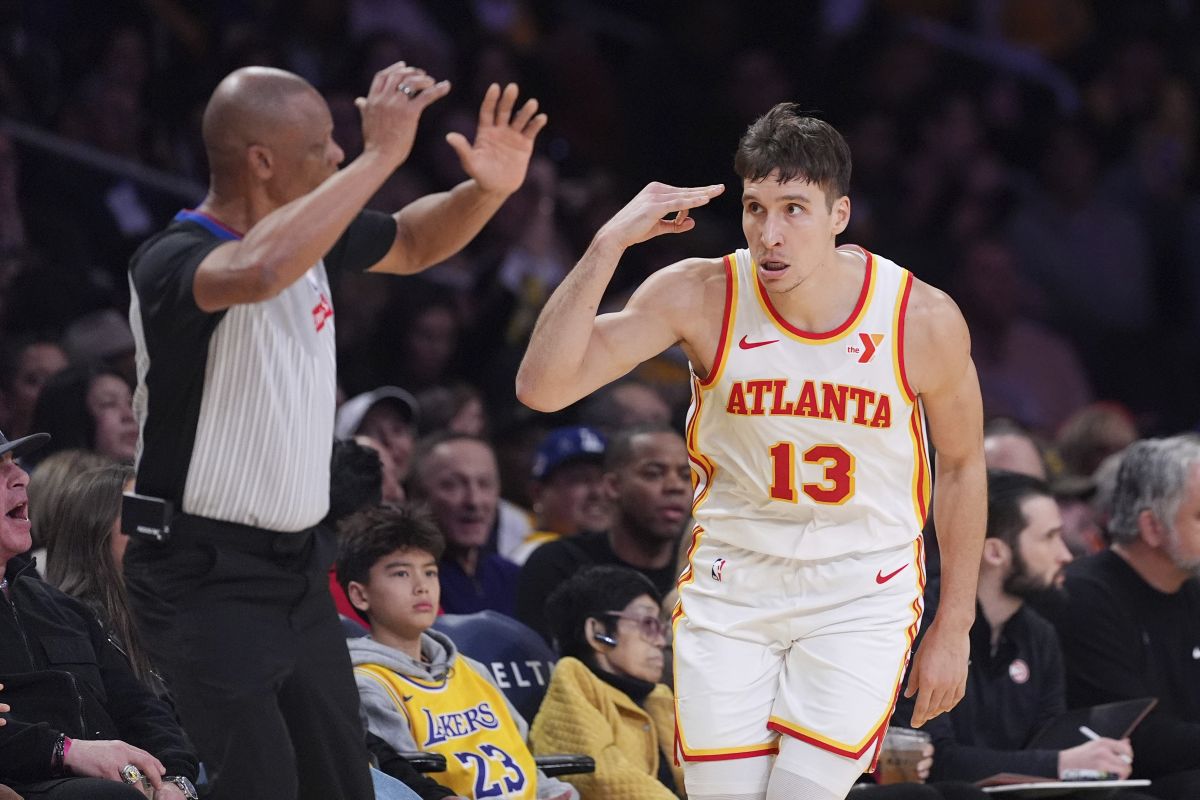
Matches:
[446,82,548,196]
[596,182,725,250]
[904,621,969,728]
[356,61,451,167]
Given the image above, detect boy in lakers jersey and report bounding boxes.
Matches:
[336,505,577,800]
[517,105,986,799]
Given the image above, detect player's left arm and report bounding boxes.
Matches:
[369,82,547,276]
[901,279,987,728]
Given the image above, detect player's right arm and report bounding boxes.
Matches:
[516,181,724,411]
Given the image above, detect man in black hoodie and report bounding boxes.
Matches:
[0,429,197,799]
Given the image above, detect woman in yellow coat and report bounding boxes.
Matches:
[531,565,684,799]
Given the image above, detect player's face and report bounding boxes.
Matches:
[1163,464,1200,579]
[0,453,32,565]
[597,594,666,684]
[741,171,850,295]
[350,547,440,641]
[607,432,691,543]
[1005,495,1072,597]
[418,440,500,550]
[533,461,612,536]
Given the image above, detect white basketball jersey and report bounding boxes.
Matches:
[686,246,930,561]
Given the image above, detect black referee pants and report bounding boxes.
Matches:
[124,514,373,800]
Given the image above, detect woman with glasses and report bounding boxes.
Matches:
[531,565,683,799]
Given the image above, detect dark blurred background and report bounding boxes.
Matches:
[2,0,1198,439]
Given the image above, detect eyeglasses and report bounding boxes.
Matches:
[605,611,668,643]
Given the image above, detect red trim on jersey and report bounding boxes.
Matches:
[697,255,735,388]
[896,271,917,402]
[755,246,873,341]
[910,408,930,526]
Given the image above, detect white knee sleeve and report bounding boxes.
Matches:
[683,755,773,797]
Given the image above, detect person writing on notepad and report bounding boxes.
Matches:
[898,471,1154,797]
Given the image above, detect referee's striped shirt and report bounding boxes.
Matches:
[128,209,397,533]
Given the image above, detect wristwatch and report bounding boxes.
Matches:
[163,776,199,799]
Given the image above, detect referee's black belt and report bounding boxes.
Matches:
[171,512,321,557]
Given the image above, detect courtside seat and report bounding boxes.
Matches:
[432,610,557,724]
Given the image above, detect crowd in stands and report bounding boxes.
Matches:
[3,1,1200,798]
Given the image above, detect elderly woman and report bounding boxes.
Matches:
[531,565,683,799]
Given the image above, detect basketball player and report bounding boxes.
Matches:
[516,105,986,800]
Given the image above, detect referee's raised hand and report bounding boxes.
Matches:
[356,61,451,168]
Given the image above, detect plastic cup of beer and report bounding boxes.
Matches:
[876,727,933,784]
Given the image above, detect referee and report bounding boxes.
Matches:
[123,64,545,800]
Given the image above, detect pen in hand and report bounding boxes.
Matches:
[1079,724,1134,765]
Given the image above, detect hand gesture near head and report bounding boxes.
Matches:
[596,182,726,250]
[447,82,548,196]
[357,61,452,167]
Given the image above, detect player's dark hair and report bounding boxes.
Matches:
[734,104,851,208]
[545,565,662,662]
[986,469,1052,548]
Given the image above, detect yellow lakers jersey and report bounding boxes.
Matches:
[355,661,538,799]
[686,246,930,561]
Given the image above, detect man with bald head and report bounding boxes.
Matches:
[123,63,545,799]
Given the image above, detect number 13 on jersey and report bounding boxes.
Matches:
[768,442,856,505]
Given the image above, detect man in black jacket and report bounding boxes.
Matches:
[1047,436,1200,799]
[910,471,1139,787]
[0,429,198,799]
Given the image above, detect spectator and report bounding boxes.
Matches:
[326,438,385,627]
[1046,436,1200,798]
[1055,403,1138,480]
[578,381,672,437]
[415,383,488,438]
[410,432,521,616]
[59,310,136,387]
[39,462,167,696]
[26,449,109,567]
[27,364,137,468]
[517,425,690,645]
[1051,474,1106,559]
[912,471,1143,788]
[983,419,1047,480]
[355,435,405,504]
[531,565,683,799]
[0,340,67,443]
[336,386,420,488]
[0,428,199,799]
[338,504,577,800]
[510,425,610,565]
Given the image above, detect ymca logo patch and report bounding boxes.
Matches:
[846,332,884,363]
[711,558,727,582]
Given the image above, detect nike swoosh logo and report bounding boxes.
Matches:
[739,335,779,350]
[402,695,413,702]
[876,564,908,584]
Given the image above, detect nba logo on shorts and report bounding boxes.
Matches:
[711,558,727,582]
